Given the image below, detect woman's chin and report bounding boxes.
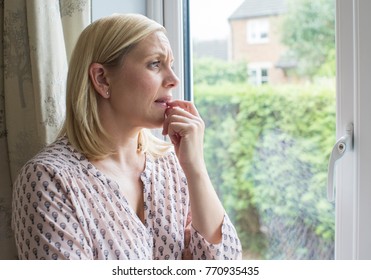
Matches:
[145,117,165,129]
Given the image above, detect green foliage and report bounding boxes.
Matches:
[195,82,336,259]
[281,0,335,78]
[192,57,248,85]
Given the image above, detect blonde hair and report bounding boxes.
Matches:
[59,14,172,160]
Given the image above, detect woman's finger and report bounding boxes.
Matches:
[166,122,193,142]
[165,106,195,120]
[162,113,198,135]
[166,100,200,117]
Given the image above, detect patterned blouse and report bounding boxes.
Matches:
[12,137,242,260]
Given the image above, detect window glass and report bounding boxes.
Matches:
[91,0,146,20]
[261,68,268,84]
[249,69,258,85]
[190,0,336,259]
[248,19,269,43]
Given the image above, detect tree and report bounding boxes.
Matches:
[281,0,335,78]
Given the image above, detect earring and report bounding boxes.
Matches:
[106,90,109,96]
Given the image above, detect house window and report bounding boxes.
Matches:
[248,64,270,85]
[261,68,268,84]
[247,19,269,44]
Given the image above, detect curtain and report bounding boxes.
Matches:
[0,0,90,260]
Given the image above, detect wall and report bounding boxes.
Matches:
[230,15,288,84]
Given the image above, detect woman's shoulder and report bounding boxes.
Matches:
[19,136,86,175]
[142,150,187,188]
[148,149,185,177]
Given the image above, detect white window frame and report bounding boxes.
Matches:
[247,18,270,44]
[336,0,371,260]
[147,0,185,102]
[248,62,271,85]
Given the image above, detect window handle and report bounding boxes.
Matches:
[327,123,353,202]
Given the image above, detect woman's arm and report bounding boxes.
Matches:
[162,100,225,244]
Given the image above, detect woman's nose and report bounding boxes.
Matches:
[163,68,180,88]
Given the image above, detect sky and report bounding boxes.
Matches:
[189,0,244,41]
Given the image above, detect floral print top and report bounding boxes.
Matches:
[12,137,242,260]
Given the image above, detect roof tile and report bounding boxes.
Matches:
[229,0,287,20]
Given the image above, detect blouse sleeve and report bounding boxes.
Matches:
[168,151,242,260]
[12,162,93,260]
[189,214,242,260]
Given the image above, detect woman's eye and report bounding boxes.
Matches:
[149,61,160,69]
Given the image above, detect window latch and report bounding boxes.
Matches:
[327,123,353,202]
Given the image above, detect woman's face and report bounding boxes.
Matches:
[106,31,179,130]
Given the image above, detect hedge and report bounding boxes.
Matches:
[194,82,336,259]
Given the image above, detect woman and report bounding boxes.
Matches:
[12,14,242,260]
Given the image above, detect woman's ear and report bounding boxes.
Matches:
[89,63,110,99]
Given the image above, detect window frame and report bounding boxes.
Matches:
[336,0,371,260]
[248,62,271,85]
[147,0,190,101]
[247,18,270,44]
[353,0,371,260]
[335,0,354,260]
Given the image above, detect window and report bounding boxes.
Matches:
[261,69,268,83]
[248,63,270,85]
[190,0,336,259]
[247,19,269,44]
[249,69,257,83]
[248,67,269,85]
[91,0,146,20]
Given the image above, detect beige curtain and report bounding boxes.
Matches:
[0,0,90,260]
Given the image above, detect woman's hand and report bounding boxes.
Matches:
[162,100,206,173]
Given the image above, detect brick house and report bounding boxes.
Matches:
[229,0,295,85]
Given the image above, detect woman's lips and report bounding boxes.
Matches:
[154,96,172,107]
